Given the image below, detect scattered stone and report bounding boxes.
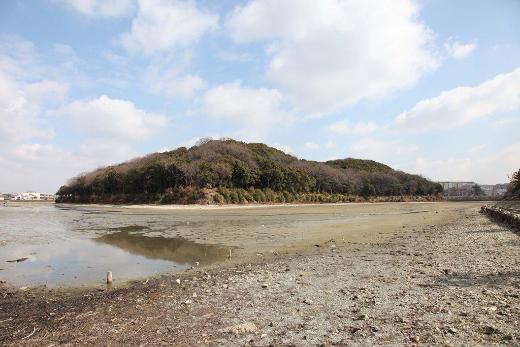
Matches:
[482,325,500,335]
[175,279,181,285]
[302,299,313,305]
[349,327,362,334]
[221,322,258,336]
[184,299,192,305]
[486,306,497,313]
[354,314,367,321]
[447,327,458,334]
[261,284,268,288]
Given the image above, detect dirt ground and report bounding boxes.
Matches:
[1,203,519,346]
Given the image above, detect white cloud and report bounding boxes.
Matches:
[271,143,294,154]
[55,95,168,140]
[120,0,218,55]
[201,81,292,141]
[412,142,520,184]
[326,120,377,135]
[216,51,253,63]
[144,65,206,98]
[0,37,159,193]
[348,138,417,162]
[0,69,66,143]
[303,140,336,151]
[304,142,320,150]
[57,0,135,18]
[0,140,138,192]
[226,0,438,114]
[396,68,520,132]
[444,38,477,59]
[469,144,486,153]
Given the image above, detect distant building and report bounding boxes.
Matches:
[2,193,15,200]
[438,181,476,198]
[438,181,508,199]
[480,184,508,199]
[13,192,55,201]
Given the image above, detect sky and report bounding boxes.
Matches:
[0,0,519,193]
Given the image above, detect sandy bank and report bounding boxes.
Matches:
[56,200,453,211]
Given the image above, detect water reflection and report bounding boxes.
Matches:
[96,230,227,265]
[0,231,226,288]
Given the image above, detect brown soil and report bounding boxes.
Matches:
[1,204,519,346]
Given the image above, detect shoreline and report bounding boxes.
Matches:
[1,202,473,292]
[56,199,466,211]
[1,204,518,345]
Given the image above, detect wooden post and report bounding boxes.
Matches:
[107,271,113,284]
[228,249,232,259]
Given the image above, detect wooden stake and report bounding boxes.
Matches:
[228,249,232,259]
[107,271,113,284]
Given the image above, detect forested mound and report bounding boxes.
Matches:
[56,139,443,204]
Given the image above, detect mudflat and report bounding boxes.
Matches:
[1,202,519,345]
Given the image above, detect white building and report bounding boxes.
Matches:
[13,192,55,201]
[481,184,508,199]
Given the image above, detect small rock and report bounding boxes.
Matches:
[447,327,458,334]
[396,316,408,323]
[6,257,29,263]
[261,284,269,288]
[482,325,500,335]
[184,299,192,305]
[354,314,367,321]
[175,279,181,285]
[486,306,497,313]
[192,292,197,298]
[303,299,313,305]
[221,322,258,336]
[350,327,362,334]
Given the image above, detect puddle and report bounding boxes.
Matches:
[0,234,226,288]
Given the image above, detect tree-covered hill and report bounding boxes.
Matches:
[56,139,443,204]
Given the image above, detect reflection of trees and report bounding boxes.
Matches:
[96,231,226,265]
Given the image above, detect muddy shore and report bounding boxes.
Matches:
[1,203,519,346]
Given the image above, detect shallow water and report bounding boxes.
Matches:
[0,201,462,288]
[0,203,228,287]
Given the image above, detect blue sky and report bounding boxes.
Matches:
[0,0,519,192]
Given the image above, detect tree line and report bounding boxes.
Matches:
[56,139,443,204]
[508,168,520,199]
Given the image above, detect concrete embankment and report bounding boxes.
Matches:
[480,204,520,230]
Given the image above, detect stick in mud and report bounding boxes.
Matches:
[106,271,113,284]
